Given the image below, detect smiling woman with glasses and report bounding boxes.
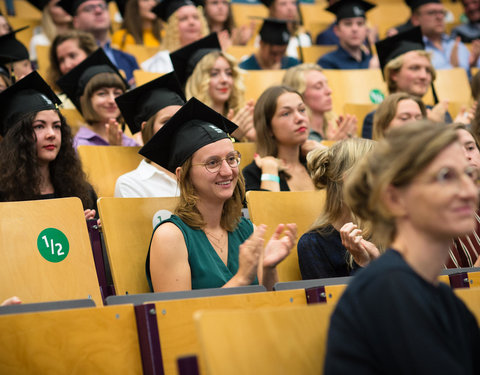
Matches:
[324,120,480,374]
[140,98,297,292]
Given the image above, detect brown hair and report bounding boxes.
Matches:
[174,153,245,231]
[121,0,162,46]
[345,120,457,248]
[372,93,427,140]
[79,72,126,124]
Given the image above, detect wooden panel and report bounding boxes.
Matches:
[133,69,163,86]
[226,45,256,62]
[434,68,471,109]
[0,305,143,374]
[154,289,307,375]
[242,69,285,101]
[0,198,102,305]
[343,102,378,137]
[233,142,256,172]
[77,145,143,197]
[467,271,480,288]
[300,45,336,64]
[124,45,160,64]
[98,197,180,295]
[324,284,347,305]
[0,1,42,19]
[246,191,326,282]
[455,287,480,325]
[195,303,335,375]
[7,17,40,48]
[231,3,268,27]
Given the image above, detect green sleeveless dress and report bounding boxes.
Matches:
[146,215,258,290]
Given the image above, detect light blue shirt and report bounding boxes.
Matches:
[423,34,470,75]
[101,41,118,66]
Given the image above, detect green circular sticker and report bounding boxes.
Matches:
[369,89,385,104]
[37,228,69,263]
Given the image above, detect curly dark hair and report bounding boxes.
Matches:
[0,110,95,209]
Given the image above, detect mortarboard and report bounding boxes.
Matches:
[114,0,127,17]
[326,0,375,22]
[258,0,274,8]
[152,0,196,22]
[0,71,62,136]
[56,48,128,113]
[115,71,186,134]
[258,18,290,45]
[139,97,238,173]
[57,0,111,17]
[26,0,50,11]
[170,33,221,88]
[376,26,425,77]
[0,27,29,65]
[405,0,440,11]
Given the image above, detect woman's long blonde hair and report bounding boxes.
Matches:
[185,50,244,116]
[163,6,209,51]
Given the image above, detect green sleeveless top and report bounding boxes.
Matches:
[146,215,258,290]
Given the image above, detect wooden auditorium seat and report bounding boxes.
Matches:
[366,3,410,38]
[242,69,285,101]
[246,190,327,282]
[97,196,180,295]
[455,287,480,324]
[433,68,472,118]
[0,1,41,19]
[6,17,40,47]
[133,69,163,86]
[77,145,143,197]
[0,197,103,305]
[230,3,268,29]
[60,108,85,135]
[343,102,378,137]
[194,303,336,375]
[300,45,337,64]
[0,304,143,374]
[124,45,160,64]
[323,69,387,114]
[35,45,53,86]
[233,142,256,172]
[226,45,256,62]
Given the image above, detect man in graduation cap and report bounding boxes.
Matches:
[239,18,299,70]
[361,26,453,139]
[114,71,185,198]
[409,0,471,73]
[317,0,377,70]
[0,27,33,82]
[58,0,139,84]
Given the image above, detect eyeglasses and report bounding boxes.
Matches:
[192,151,241,173]
[420,9,447,17]
[79,2,108,13]
[425,166,480,188]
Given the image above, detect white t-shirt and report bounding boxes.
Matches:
[140,50,174,73]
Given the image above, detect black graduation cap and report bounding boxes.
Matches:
[170,33,221,88]
[56,48,128,113]
[405,0,440,11]
[258,0,274,8]
[0,27,29,65]
[152,0,196,22]
[326,0,375,22]
[258,18,290,45]
[57,0,111,16]
[0,71,62,136]
[114,0,127,17]
[26,0,50,11]
[139,97,238,172]
[115,71,186,134]
[376,26,424,77]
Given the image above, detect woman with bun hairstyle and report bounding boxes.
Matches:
[297,138,378,280]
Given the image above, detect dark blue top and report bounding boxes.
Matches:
[239,54,300,70]
[317,46,371,70]
[361,106,454,139]
[324,249,480,374]
[315,23,339,46]
[297,226,357,279]
[105,45,139,84]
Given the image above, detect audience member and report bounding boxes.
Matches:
[141,0,208,73]
[410,0,471,73]
[141,97,297,291]
[0,71,98,219]
[259,0,311,59]
[317,0,377,70]
[49,29,97,88]
[372,92,426,140]
[297,138,378,280]
[451,0,480,43]
[0,27,34,82]
[28,0,73,63]
[57,48,137,147]
[171,33,255,141]
[283,63,357,142]
[242,85,314,192]
[325,121,480,374]
[111,0,162,50]
[114,72,184,197]
[0,10,12,36]
[58,0,139,84]
[239,18,299,70]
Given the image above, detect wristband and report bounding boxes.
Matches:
[261,173,280,183]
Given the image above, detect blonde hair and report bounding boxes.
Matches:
[345,121,457,248]
[185,51,244,116]
[163,6,209,51]
[384,50,435,94]
[80,72,126,124]
[175,153,246,232]
[372,93,427,140]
